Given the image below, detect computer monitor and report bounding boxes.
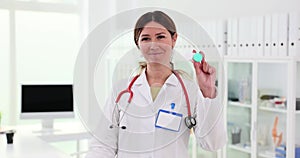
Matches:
[20,84,74,132]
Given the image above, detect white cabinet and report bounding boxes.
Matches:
[224,60,254,158]
[257,61,289,158]
[196,12,300,158]
[223,57,298,158]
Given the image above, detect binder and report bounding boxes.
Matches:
[210,20,217,56]
[216,20,226,56]
[278,13,288,56]
[200,21,214,56]
[256,16,264,57]
[271,14,279,56]
[249,16,257,56]
[288,12,300,57]
[264,15,272,56]
[227,18,233,56]
[231,18,239,56]
[238,17,250,57]
[249,16,264,57]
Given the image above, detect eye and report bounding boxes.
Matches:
[141,37,151,41]
[157,35,166,39]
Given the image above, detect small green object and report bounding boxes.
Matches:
[193,53,203,62]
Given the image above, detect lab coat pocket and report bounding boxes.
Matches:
[118,117,155,154]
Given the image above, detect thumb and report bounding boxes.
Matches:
[193,61,202,75]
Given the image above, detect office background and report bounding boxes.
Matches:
[0,0,300,158]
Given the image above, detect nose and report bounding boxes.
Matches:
[149,42,159,50]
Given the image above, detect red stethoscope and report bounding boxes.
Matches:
[110,70,196,130]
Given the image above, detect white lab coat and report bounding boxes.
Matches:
[86,70,227,158]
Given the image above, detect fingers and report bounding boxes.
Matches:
[202,61,216,74]
[199,51,205,63]
[208,66,216,74]
[192,51,216,75]
[193,61,201,75]
[203,60,208,72]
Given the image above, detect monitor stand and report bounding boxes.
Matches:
[33,119,60,134]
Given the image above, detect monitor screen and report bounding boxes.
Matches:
[21,84,74,115]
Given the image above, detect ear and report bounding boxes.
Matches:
[172,33,178,48]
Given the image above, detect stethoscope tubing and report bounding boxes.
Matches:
[112,70,223,138]
[115,75,140,104]
[115,71,192,117]
[172,70,192,117]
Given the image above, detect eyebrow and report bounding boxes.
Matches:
[140,32,166,37]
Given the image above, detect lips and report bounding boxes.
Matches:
[148,52,163,55]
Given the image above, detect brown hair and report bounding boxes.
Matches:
[134,11,177,48]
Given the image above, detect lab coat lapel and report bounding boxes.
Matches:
[164,73,179,87]
[132,71,180,105]
[133,71,152,104]
[157,73,180,104]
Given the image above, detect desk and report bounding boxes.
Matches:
[0,122,91,158]
[0,131,70,158]
[37,122,90,142]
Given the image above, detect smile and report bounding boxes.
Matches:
[148,52,163,55]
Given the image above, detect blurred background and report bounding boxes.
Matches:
[0,0,300,158]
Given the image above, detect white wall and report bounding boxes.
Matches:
[0,10,10,125]
[0,7,80,125]
[88,0,300,30]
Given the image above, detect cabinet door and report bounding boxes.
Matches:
[226,62,253,158]
[257,62,288,158]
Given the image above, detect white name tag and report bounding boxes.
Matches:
[155,109,183,132]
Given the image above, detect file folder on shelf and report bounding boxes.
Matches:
[225,18,238,56]
[216,20,226,56]
[278,13,288,57]
[226,18,233,56]
[271,14,279,56]
[237,16,264,57]
[288,12,300,57]
[264,15,272,56]
[200,21,215,56]
[209,20,218,56]
[201,20,227,57]
[238,17,250,57]
[231,18,239,56]
[255,16,264,57]
[249,16,264,57]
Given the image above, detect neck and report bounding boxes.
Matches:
[146,63,172,87]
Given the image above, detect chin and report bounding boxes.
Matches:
[148,61,170,67]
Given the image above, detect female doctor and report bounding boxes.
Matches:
[86,10,227,158]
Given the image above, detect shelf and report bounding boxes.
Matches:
[259,106,287,113]
[228,101,252,109]
[228,144,251,154]
[258,151,276,158]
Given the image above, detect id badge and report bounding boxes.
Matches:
[155,109,183,132]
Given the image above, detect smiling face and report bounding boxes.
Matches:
[137,21,177,67]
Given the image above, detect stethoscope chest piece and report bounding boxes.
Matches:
[185,116,196,129]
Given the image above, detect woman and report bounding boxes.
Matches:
[86,10,226,158]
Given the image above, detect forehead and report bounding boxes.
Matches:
[140,21,168,34]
